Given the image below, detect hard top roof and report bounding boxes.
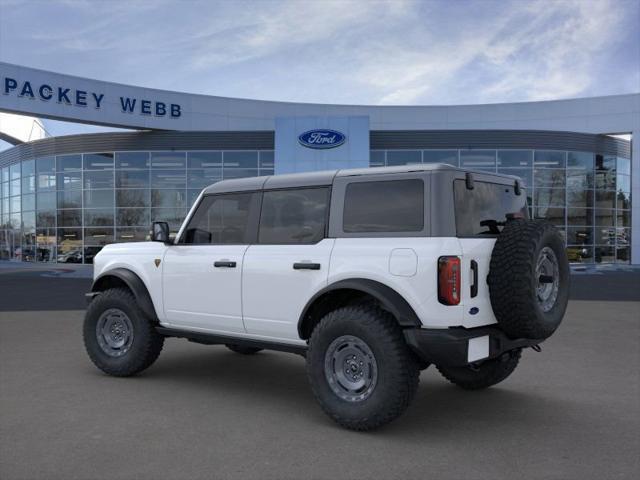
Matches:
[201,163,521,194]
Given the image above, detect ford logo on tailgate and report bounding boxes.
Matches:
[298,129,346,149]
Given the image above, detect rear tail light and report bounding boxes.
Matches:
[438,256,461,305]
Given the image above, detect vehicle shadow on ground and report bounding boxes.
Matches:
[111,344,572,436]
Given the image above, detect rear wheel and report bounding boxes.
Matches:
[306,305,419,431]
[437,349,521,390]
[83,288,164,377]
[225,344,263,355]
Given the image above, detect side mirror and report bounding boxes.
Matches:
[151,222,171,244]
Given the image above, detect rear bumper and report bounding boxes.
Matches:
[403,325,542,367]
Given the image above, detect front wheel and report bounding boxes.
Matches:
[83,288,164,377]
[306,305,419,431]
[436,349,521,390]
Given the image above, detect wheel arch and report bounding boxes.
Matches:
[298,278,422,339]
[91,268,158,321]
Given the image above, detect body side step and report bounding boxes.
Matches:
[156,326,308,356]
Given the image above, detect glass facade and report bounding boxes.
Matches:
[371,149,632,264]
[0,150,274,263]
[0,147,631,265]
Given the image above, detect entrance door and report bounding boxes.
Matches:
[162,192,260,334]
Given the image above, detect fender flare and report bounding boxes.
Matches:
[91,268,158,321]
[297,278,422,338]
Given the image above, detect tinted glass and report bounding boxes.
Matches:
[497,150,532,168]
[117,227,149,242]
[151,170,185,189]
[460,150,496,170]
[224,151,258,168]
[84,190,114,209]
[150,152,186,169]
[116,170,149,188]
[567,151,594,169]
[84,170,114,189]
[57,155,82,171]
[454,180,528,236]
[259,151,274,169]
[370,151,385,167]
[84,209,115,226]
[36,157,55,173]
[57,171,82,190]
[37,192,57,210]
[423,150,458,165]
[183,193,257,244]
[151,189,187,208]
[83,153,114,170]
[386,151,421,166]
[259,188,329,244]
[535,151,566,168]
[22,175,36,193]
[344,180,424,233]
[187,169,222,189]
[617,157,630,176]
[187,151,222,169]
[117,189,150,208]
[116,152,149,169]
[117,208,150,227]
[22,159,35,176]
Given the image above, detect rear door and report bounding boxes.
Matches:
[242,187,333,341]
[454,178,528,327]
[162,192,260,333]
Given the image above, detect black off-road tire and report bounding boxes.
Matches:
[225,344,263,355]
[83,288,164,377]
[488,219,569,340]
[437,349,521,390]
[306,305,420,431]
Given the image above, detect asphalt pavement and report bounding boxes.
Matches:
[0,267,639,479]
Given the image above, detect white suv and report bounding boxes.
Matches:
[84,164,569,430]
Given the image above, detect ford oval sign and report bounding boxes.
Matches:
[298,129,346,149]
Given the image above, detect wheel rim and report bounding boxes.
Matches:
[324,335,378,402]
[96,308,134,357]
[535,246,560,313]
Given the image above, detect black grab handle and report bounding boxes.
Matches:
[214,261,236,268]
[293,262,321,270]
[470,260,478,298]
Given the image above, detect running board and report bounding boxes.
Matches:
[156,326,308,356]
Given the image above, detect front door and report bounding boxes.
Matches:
[242,187,333,342]
[162,191,260,334]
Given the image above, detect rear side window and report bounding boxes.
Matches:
[343,179,424,233]
[182,193,258,244]
[454,180,528,236]
[258,188,329,244]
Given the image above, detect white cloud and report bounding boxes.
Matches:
[0,0,636,105]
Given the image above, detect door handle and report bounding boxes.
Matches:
[470,260,478,298]
[214,260,236,268]
[293,262,321,270]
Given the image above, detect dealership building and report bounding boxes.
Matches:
[0,62,638,265]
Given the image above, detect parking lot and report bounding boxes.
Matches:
[1,266,639,480]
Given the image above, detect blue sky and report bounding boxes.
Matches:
[0,0,638,141]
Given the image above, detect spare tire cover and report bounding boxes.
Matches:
[487,219,569,340]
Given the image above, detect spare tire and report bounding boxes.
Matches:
[487,219,569,340]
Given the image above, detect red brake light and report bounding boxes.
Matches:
[438,256,461,306]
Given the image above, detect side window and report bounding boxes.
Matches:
[182,193,258,244]
[454,180,528,236]
[343,179,424,233]
[258,188,329,244]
